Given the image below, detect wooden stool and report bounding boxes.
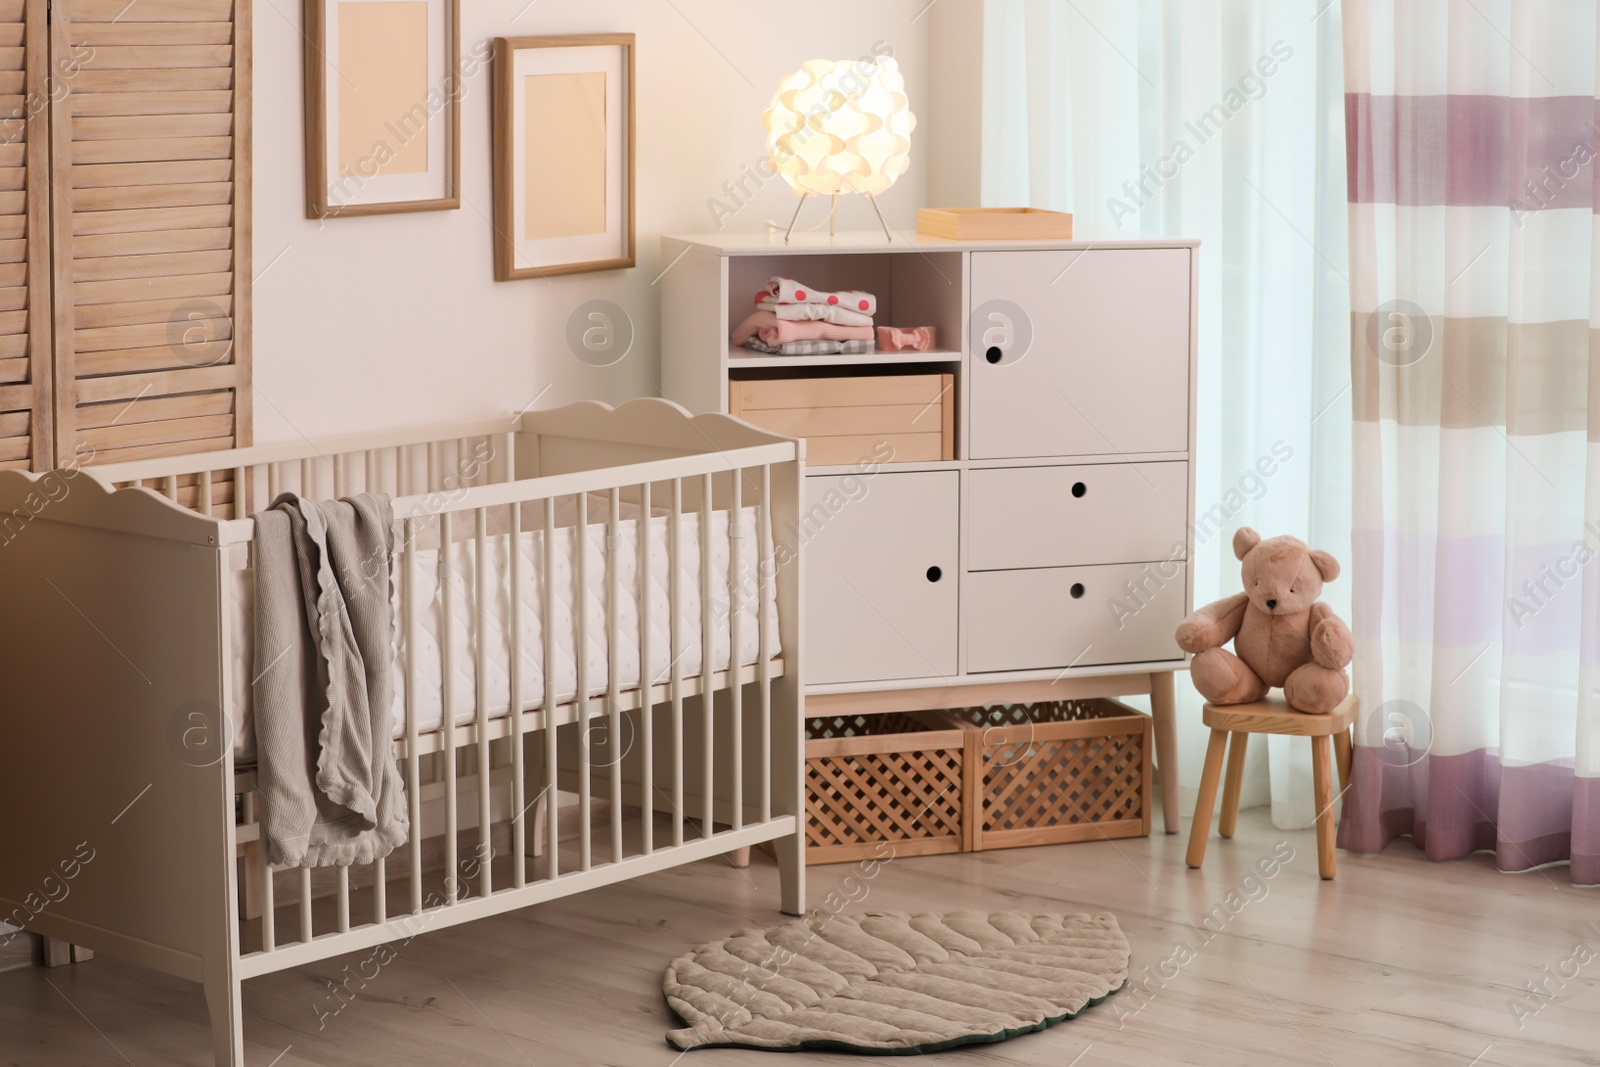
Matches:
[1185,694,1357,880]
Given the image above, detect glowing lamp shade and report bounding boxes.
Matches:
[762,56,916,199]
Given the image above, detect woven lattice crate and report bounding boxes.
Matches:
[801,713,968,865]
[948,699,1152,851]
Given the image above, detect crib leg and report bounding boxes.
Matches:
[776,831,805,917]
[203,964,244,1067]
[728,846,751,869]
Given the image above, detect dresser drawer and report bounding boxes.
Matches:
[968,462,1187,571]
[965,562,1187,673]
[730,374,953,466]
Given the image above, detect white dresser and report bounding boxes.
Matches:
[660,232,1197,832]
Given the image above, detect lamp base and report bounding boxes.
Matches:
[782,193,893,245]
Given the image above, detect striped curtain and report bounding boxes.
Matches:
[1339,0,1600,884]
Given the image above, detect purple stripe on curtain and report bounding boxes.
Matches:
[1346,93,1600,208]
[1339,748,1600,884]
[1350,528,1508,646]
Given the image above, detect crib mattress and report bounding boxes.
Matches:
[230,495,779,760]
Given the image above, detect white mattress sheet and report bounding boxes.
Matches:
[231,495,779,760]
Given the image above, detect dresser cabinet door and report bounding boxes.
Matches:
[805,471,958,685]
[969,248,1190,460]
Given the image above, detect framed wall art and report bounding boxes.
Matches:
[491,34,636,279]
[303,0,462,218]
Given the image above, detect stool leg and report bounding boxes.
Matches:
[1334,728,1352,793]
[1185,728,1230,869]
[1218,732,1248,839]
[1311,734,1336,879]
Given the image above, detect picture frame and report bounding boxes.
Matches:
[491,34,636,279]
[302,0,462,218]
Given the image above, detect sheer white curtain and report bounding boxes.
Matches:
[981,0,1352,826]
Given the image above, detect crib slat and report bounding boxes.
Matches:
[404,517,423,916]
[299,868,313,944]
[267,462,279,502]
[163,474,178,501]
[638,480,653,856]
[440,510,458,904]
[670,479,684,849]
[301,458,314,498]
[198,471,213,515]
[576,492,591,872]
[373,857,386,925]
[542,497,559,875]
[607,487,623,865]
[700,473,714,843]
[261,855,275,952]
[758,465,773,824]
[510,501,526,888]
[366,450,379,496]
[474,506,493,898]
[233,466,247,519]
[729,471,743,833]
[427,442,439,495]
[336,867,350,934]
[503,430,517,481]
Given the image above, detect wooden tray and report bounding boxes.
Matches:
[917,207,1074,241]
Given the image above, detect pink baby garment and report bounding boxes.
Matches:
[755,297,874,327]
[731,310,875,347]
[759,277,878,317]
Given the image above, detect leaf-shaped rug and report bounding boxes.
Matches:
[663,910,1128,1053]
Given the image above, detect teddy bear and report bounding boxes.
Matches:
[1174,527,1353,714]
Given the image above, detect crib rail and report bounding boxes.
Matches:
[230,455,793,975]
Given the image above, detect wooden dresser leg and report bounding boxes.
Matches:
[40,938,71,968]
[1150,671,1181,834]
[1185,728,1229,869]
[1311,734,1336,879]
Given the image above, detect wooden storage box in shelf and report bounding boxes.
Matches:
[948,699,1152,851]
[801,713,967,865]
[729,373,953,466]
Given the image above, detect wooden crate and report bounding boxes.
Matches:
[916,207,1074,241]
[729,373,953,465]
[948,699,1152,851]
[801,712,967,864]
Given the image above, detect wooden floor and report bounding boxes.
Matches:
[4,809,1599,1066]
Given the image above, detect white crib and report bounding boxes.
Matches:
[0,399,806,1066]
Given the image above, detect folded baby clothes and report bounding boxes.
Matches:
[759,277,878,317]
[731,310,875,348]
[744,337,876,356]
[756,297,874,328]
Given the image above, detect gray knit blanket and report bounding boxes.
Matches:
[252,492,408,868]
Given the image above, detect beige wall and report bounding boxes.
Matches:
[252,0,940,443]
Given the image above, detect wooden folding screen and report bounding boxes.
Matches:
[0,0,52,472]
[47,0,251,476]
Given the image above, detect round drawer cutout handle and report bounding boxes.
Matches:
[1070,582,1085,599]
[926,566,943,583]
[1072,481,1087,498]
[985,346,1002,364]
